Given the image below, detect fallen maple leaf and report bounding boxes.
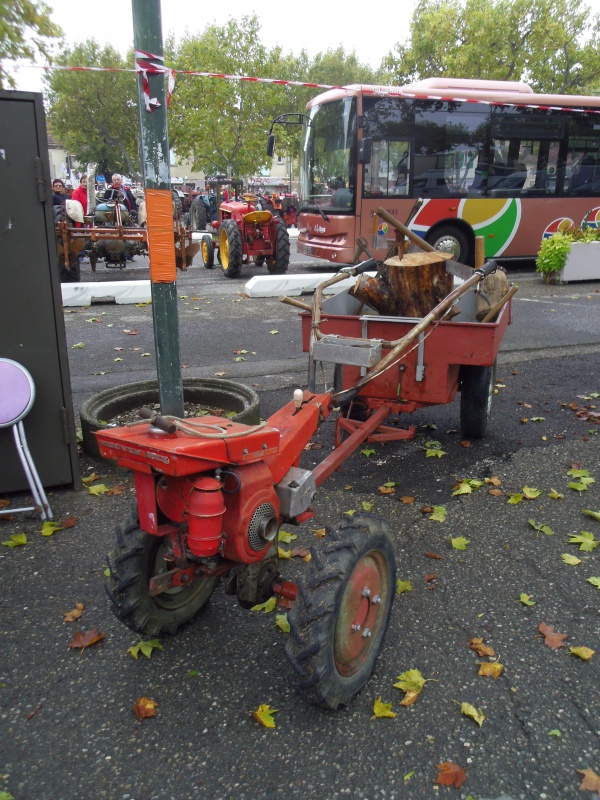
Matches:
[62,516,76,529]
[290,547,310,559]
[128,638,163,659]
[372,697,397,719]
[312,528,326,538]
[478,661,504,679]
[399,496,415,504]
[424,573,438,582]
[133,697,158,719]
[252,704,278,728]
[41,521,64,537]
[275,614,290,633]
[424,551,445,560]
[470,637,495,657]
[484,476,502,486]
[396,579,413,594]
[488,488,505,497]
[569,646,595,660]
[399,690,420,707]
[378,485,396,495]
[539,622,568,649]
[87,483,110,496]
[435,762,467,788]
[68,629,106,649]
[63,602,84,623]
[459,701,485,726]
[81,471,101,485]
[278,529,297,544]
[107,485,126,496]
[577,768,600,792]
[251,597,276,613]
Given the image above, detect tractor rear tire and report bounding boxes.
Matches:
[459,361,496,439]
[285,514,396,709]
[105,513,217,636]
[190,197,208,231]
[266,219,290,274]
[171,190,183,221]
[201,234,214,269]
[219,218,243,278]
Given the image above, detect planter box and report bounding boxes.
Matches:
[556,241,600,283]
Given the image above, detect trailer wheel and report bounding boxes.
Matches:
[105,514,217,636]
[285,515,396,709]
[266,219,290,274]
[219,219,243,277]
[201,234,214,269]
[459,361,496,439]
[426,224,472,265]
[190,197,208,231]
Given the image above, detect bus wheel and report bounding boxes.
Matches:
[460,361,496,439]
[426,225,471,265]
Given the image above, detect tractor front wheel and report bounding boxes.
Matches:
[219,219,243,278]
[201,234,214,269]
[285,515,396,708]
[459,361,496,439]
[266,219,290,274]
[105,515,217,636]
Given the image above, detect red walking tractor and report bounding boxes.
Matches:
[97,232,512,708]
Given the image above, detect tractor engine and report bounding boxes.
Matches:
[155,463,280,564]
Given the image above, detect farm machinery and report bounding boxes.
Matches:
[96,212,514,708]
[199,191,291,278]
[55,171,198,280]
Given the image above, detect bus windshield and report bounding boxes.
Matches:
[299,96,357,213]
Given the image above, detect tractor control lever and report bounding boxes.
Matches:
[475,259,498,279]
[339,257,378,277]
[139,407,177,434]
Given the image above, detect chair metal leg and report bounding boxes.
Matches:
[13,422,53,521]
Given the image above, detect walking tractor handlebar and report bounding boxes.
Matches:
[97,208,515,710]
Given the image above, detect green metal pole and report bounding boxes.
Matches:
[131,0,184,417]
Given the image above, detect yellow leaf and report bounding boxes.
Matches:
[250,597,277,613]
[378,485,396,495]
[63,602,84,623]
[81,471,101,485]
[372,697,397,719]
[478,662,504,679]
[275,614,290,633]
[399,690,420,707]
[313,528,327,538]
[547,488,563,500]
[277,546,293,559]
[460,702,485,726]
[252,704,278,728]
[561,553,581,565]
[2,533,28,548]
[133,696,158,719]
[41,521,64,537]
[87,484,110,496]
[394,669,425,693]
[569,646,595,660]
[277,529,297,544]
[362,501,374,511]
[396,579,413,594]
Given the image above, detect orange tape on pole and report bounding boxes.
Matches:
[145,188,177,283]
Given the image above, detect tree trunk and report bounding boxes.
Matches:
[350,251,453,317]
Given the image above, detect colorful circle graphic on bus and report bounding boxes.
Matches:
[582,207,600,228]
[542,218,574,239]
[377,222,389,237]
[410,199,521,256]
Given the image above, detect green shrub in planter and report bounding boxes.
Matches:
[536,222,600,283]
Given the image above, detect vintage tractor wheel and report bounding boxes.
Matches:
[201,234,214,269]
[172,190,183,220]
[285,515,396,709]
[105,514,217,636]
[190,197,208,231]
[459,361,496,439]
[266,219,290,274]
[219,219,243,277]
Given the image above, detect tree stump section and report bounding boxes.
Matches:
[350,251,453,317]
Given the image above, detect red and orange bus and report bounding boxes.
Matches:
[288,78,600,265]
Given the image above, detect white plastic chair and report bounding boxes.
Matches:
[0,358,53,521]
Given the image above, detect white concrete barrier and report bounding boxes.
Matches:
[62,280,152,307]
[244,272,376,298]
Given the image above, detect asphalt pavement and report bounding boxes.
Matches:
[1,253,599,800]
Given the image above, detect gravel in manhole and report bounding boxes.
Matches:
[105,402,236,427]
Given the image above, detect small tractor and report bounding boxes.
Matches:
[200,191,291,278]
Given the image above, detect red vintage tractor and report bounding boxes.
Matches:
[200,193,291,278]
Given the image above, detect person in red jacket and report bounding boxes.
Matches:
[71,175,88,215]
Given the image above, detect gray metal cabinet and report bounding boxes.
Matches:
[0,91,79,492]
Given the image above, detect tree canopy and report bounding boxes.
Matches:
[44,41,140,179]
[0,0,61,88]
[382,0,600,94]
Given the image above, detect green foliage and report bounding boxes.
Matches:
[0,0,61,89]
[536,224,600,280]
[380,0,600,94]
[44,40,140,178]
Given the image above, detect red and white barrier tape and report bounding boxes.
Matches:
[134,50,175,111]
[21,62,600,115]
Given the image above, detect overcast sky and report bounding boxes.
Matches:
[12,0,600,94]
[11,0,414,91]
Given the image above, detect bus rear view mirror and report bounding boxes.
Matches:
[267,134,276,158]
[359,137,372,164]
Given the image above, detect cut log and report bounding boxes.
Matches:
[350,251,453,317]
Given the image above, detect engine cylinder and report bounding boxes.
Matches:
[186,475,225,557]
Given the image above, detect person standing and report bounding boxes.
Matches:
[71,175,88,214]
